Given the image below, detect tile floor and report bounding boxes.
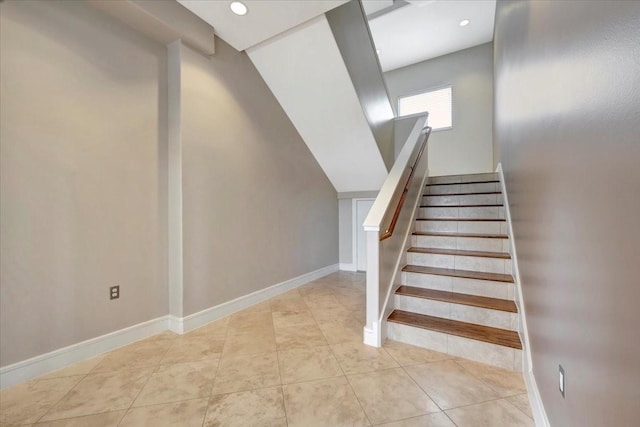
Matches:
[0,272,534,426]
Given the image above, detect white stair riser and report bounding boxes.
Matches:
[423,193,504,206]
[425,182,500,195]
[394,294,518,331]
[415,220,508,235]
[407,253,512,275]
[428,173,498,185]
[420,206,505,219]
[402,270,515,300]
[412,235,509,253]
[386,322,522,371]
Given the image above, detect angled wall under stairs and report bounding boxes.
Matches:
[386,172,523,371]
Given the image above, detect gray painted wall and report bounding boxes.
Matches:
[180,41,338,316]
[0,0,168,366]
[494,1,640,425]
[385,43,494,176]
[326,0,395,171]
[0,0,338,367]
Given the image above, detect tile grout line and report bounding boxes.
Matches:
[116,337,176,427]
[201,325,227,427]
[32,373,90,424]
[269,308,290,427]
[451,358,526,400]
[399,362,447,413]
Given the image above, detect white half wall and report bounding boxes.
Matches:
[247,16,389,193]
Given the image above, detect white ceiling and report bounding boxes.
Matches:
[177,0,348,51]
[366,0,496,71]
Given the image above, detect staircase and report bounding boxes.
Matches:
[386,172,523,371]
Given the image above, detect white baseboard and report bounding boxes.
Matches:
[0,316,169,390]
[496,163,549,427]
[363,321,381,347]
[180,263,339,333]
[0,264,339,390]
[525,366,551,427]
[339,263,357,272]
[167,315,184,335]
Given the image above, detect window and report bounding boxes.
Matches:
[398,86,452,130]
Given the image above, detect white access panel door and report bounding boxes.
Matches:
[356,199,375,271]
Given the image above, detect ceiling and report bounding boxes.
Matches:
[177,0,348,51]
[364,0,496,71]
[176,0,495,73]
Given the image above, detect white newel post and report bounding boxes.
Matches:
[364,228,381,347]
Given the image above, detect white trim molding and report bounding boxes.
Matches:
[339,263,357,272]
[363,321,381,346]
[0,264,339,390]
[180,264,339,333]
[496,163,550,427]
[0,316,169,390]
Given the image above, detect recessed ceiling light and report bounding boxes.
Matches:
[376,49,381,54]
[230,1,248,16]
[459,19,470,27]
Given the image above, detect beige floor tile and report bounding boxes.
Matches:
[445,398,535,426]
[185,318,230,338]
[119,398,208,427]
[297,283,336,297]
[456,359,527,397]
[91,336,174,373]
[272,310,316,328]
[348,368,440,424]
[330,342,398,375]
[33,410,125,426]
[270,297,308,313]
[274,323,328,350]
[161,333,225,364]
[222,329,276,356]
[228,311,274,333]
[404,360,499,410]
[39,368,154,421]
[282,376,369,427]
[312,305,359,323]
[278,346,343,384]
[242,300,272,313]
[0,376,84,425]
[132,359,218,407]
[39,356,106,380]
[317,318,363,344]
[506,394,534,419]
[383,340,452,366]
[303,294,342,309]
[204,386,286,427]
[376,412,457,427]
[211,352,280,395]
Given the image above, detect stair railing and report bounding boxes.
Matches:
[362,113,431,346]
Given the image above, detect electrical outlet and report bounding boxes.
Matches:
[559,364,565,398]
[110,285,120,300]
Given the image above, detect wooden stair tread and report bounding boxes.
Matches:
[424,191,502,197]
[396,286,517,313]
[388,310,522,349]
[416,218,506,222]
[402,265,514,283]
[413,231,508,239]
[426,180,499,187]
[420,204,503,208]
[408,247,511,259]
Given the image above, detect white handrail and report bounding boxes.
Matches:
[363,113,430,347]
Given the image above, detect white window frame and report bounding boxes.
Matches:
[397,85,453,132]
